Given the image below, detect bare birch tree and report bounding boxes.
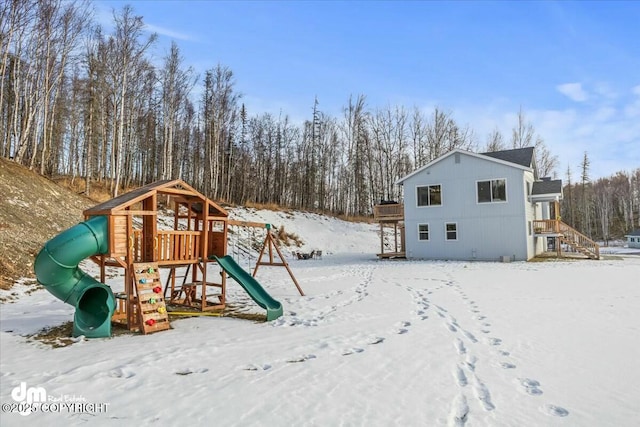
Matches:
[106,5,156,196]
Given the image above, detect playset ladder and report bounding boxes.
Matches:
[133,262,170,334]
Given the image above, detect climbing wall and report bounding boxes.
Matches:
[133,262,170,334]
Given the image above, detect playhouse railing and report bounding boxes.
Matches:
[132,230,201,264]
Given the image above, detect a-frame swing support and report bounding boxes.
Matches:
[254,224,305,296]
[228,221,305,297]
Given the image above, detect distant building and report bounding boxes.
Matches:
[624,230,640,249]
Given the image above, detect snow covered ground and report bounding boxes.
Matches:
[1,208,639,426]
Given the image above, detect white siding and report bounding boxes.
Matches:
[403,152,531,261]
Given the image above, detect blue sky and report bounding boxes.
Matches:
[95,1,640,179]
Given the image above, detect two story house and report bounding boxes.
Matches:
[381,147,599,261]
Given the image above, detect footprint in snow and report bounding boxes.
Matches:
[342,348,364,356]
[446,322,458,332]
[541,404,569,417]
[465,355,477,372]
[519,378,543,395]
[448,394,469,427]
[396,321,411,333]
[175,368,209,375]
[368,336,385,345]
[416,310,429,320]
[454,365,468,387]
[500,362,516,369]
[454,338,467,355]
[487,337,502,346]
[286,354,317,363]
[242,364,272,371]
[473,380,495,411]
[462,330,478,343]
[107,368,135,379]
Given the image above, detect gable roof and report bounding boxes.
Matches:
[531,179,562,195]
[84,179,228,217]
[625,229,640,237]
[396,147,535,185]
[481,147,535,168]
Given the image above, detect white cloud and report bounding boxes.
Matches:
[593,106,616,121]
[144,23,194,41]
[456,95,639,180]
[557,82,589,102]
[632,85,640,97]
[593,82,618,100]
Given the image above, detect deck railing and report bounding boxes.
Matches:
[373,203,404,220]
[533,220,599,260]
[557,222,600,260]
[533,219,560,234]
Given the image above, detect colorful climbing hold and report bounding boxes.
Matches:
[149,297,156,304]
[148,267,154,273]
[158,306,166,314]
[139,278,147,284]
[153,286,162,293]
[145,318,156,326]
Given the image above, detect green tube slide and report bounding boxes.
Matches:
[34,215,116,338]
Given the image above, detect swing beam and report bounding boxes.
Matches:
[227,220,305,296]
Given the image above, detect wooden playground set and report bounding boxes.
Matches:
[82,179,304,334]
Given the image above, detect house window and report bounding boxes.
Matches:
[477,179,507,203]
[417,185,442,207]
[445,223,458,241]
[418,224,429,241]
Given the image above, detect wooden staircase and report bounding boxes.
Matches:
[557,222,600,260]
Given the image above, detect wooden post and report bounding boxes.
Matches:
[253,226,305,296]
[393,222,398,253]
[142,194,157,262]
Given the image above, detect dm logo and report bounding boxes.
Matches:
[11,382,47,416]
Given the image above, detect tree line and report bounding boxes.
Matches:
[2,1,638,239]
[562,154,639,243]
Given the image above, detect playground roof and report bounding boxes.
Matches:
[84,179,228,217]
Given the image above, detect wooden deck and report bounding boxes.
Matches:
[377,251,406,259]
[373,203,404,221]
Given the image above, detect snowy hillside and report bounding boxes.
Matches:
[1,208,639,427]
